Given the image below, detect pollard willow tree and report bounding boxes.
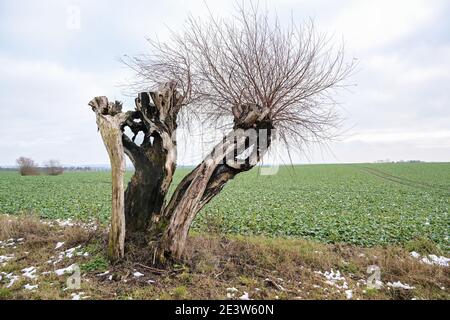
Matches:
[88,6,354,263]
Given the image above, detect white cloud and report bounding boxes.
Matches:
[0,54,132,165]
[0,0,449,165]
[344,129,450,144]
[329,0,443,51]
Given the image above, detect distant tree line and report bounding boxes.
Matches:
[1,157,101,174]
[15,157,64,176]
[374,159,424,164]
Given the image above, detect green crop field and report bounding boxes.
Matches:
[0,163,449,249]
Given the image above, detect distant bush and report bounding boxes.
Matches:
[44,160,64,176]
[16,157,40,176]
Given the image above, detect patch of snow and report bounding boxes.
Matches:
[410,252,449,267]
[55,242,65,250]
[2,273,19,288]
[422,255,450,267]
[315,269,348,290]
[46,219,98,231]
[64,247,78,258]
[239,292,251,300]
[387,281,415,290]
[0,238,22,249]
[22,266,38,279]
[133,271,144,278]
[264,278,286,291]
[226,287,238,299]
[24,284,38,290]
[51,245,84,264]
[0,254,14,264]
[96,271,110,276]
[71,292,86,300]
[55,219,75,227]
[345,289,353,299]
[147,279,155,284]
[55,264,76,276]
[7,277,18,288]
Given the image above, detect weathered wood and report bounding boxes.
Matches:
[122,85,181,235]
[89,86,273,265]
[89,97,128,261]
[157,112,273,261]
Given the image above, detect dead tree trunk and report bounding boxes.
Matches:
[89,85,272,263]
[121,90,178,237]
[88,97,128,261]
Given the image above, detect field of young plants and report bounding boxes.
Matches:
[0,163,448,249]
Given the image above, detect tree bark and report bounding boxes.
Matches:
[88,97,128,261]
[120,87,180,236]
[89,84,182,257]
[156,109,273,262]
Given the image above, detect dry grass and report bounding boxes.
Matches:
[0,214,50,240]
[0,214,448,300]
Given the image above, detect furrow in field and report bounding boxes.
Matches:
[360,166,450,194]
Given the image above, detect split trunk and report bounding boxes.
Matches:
[89,84,273,263]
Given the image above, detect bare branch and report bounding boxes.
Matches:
[123,3,355,147]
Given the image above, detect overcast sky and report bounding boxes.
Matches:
[0,0,449,166]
